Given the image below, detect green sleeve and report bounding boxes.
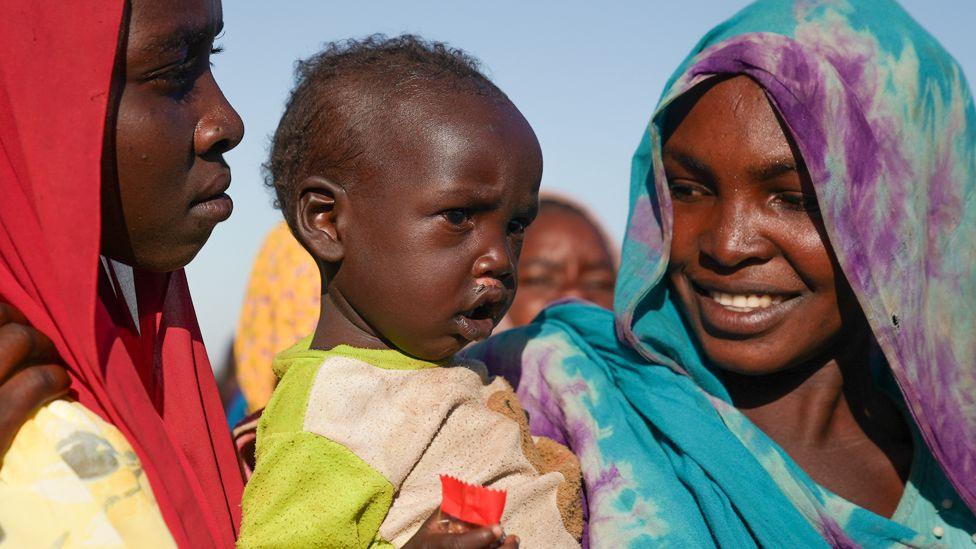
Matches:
[237,431,395,548]
[237,355,395,548]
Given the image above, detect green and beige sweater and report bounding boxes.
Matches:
[238,337,582,548]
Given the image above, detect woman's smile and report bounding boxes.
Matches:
[682,277,803,337]
[690,280,803,338]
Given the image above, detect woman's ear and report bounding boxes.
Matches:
[295,176,348,264]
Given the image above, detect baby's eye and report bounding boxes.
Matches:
[442,209,471,226]
[507,218,528,235]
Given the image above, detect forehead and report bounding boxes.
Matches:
[524,209,611,258]
[665,76,791,158]
[128,0,221,54]
[365,91,541,194]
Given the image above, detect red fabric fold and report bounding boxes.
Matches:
[0,3,243,547]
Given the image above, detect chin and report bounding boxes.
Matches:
[699,336,826,378]
[133,242,206,273]
[395,337,463,363]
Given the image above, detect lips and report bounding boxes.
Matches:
[189,171,233,222]
[690,279,802,338]
[454,278,510,342]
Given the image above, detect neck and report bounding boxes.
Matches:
[310,290,391,352]
[724,332,900,450]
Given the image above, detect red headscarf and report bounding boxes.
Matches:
[0,3,243,547]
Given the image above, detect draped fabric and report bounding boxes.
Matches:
[467,0,976,546]
[0,3,243,546]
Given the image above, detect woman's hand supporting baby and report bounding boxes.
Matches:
[0,302,70,463]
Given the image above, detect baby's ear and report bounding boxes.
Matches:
[295,176,347,263]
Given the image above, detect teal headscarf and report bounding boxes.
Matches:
[467,0,976,546]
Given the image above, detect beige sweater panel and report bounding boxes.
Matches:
[302,356,579,548]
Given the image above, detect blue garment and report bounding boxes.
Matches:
[467,0,976,546]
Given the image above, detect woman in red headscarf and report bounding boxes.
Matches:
[0,0,245,546]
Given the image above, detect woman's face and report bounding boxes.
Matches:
[506,207,616,327]
[665,76,858,376]
[101,0,244,272]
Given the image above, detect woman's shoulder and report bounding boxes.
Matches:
[0,399,175,547]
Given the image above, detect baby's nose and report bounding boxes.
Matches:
[472,246,514,279]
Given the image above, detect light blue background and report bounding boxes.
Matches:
[189,1,976,373]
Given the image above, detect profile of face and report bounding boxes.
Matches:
[505,205,616,327]
[302,91,542,361]
[101,0,244,272]
[664,76,861,376]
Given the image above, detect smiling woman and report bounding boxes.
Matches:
[467,0,976,546]
[663,76,861,377]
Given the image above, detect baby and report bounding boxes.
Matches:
[238,35,582,548]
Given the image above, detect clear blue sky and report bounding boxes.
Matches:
[187,0,976,373]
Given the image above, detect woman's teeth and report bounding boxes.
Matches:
[709,291,783,312]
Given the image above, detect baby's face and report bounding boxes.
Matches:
[334,92,542,361]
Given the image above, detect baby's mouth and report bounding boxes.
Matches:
[454,279,508,342]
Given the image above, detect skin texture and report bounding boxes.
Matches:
[101,0,244,272]
[0,0,239,460]
[664,76,911,518]
[298,90,542,361]
[506,207,615,327]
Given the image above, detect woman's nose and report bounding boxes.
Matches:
[194,74,245,157]
[698,199,773,269]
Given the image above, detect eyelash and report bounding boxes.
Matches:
[442,209,472,227]
[668,181,711,201]
[773,192,820,213]
[668,182,820,214]
[153,44,223,94]
[508,218,528,235]
[440,209,531,236]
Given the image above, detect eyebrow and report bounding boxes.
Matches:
[139,20,222,56]
[521,258,562,270]
[665,148,799,183]
[663,150,716,180]
[749,160,798,182]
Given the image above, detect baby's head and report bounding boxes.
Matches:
[267,35,542,361]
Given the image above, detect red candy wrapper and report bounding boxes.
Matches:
[439,475,507,527]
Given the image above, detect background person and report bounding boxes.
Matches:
[504,194,617,328]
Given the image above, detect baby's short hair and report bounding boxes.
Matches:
[266,34,509,228]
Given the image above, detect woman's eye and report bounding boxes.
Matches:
[150,60,198,96]
[443,209,471,226]
[775,192,820,213]
[583,278,615,292]
[209,45,224,67]
[520,274,557,288]
[667,180,710,201]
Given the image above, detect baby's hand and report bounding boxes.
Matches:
[403,509,519,549]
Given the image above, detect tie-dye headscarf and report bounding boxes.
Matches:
[467,0,976,546]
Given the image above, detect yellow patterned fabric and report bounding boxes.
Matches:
[0,400,175,547]
[235,222,320,412]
